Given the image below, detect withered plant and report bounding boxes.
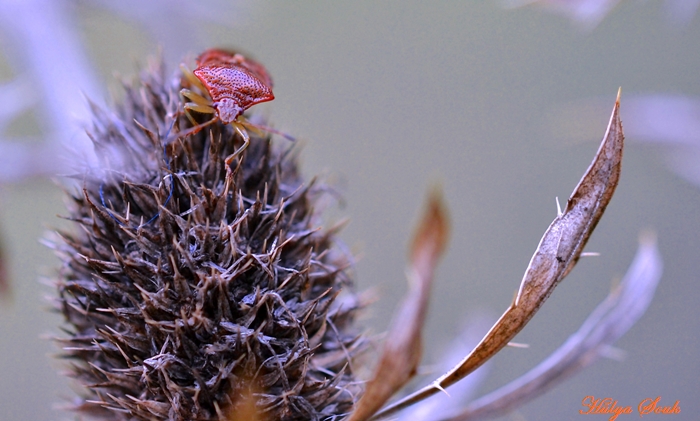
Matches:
[47,54,661,421]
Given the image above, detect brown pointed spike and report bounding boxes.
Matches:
[348,188,450,421]
[410,187,450,272]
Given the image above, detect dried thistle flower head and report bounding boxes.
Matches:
[50,57,363,421]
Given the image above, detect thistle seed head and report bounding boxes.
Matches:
[50,58,363,421]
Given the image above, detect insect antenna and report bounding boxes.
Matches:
[240,120,296,142]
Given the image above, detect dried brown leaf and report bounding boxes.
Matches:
[373,89,624,420]
[348,188,450,421]
[439,231,662,421]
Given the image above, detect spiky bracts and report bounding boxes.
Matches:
[51,61,363,421]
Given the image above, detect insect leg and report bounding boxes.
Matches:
[239,120,296,142]
[179,63,207,93]
[181,89,216,127]
[224,122,250,167]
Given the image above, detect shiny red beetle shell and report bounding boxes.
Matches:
[192,49,275,124]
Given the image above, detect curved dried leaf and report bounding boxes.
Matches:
[348,189,450,421]
[439,232,662,421]
[372,89,624,420]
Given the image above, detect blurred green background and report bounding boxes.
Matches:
[0,2,698,420]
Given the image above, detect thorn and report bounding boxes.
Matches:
[616,87,622,105]
[506,342,530,349]
[213,402,223,420]
[556,196,562,217]
[434,382,451,397]
[580,252,600,257]
[512,288,520,308]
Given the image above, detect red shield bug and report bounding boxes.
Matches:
[179,49,291,162]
